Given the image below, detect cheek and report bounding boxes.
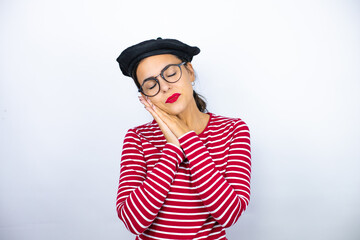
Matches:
[149,96,164,107]
[182,81,194,96]
[150,80,193,108]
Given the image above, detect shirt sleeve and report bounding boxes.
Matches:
[116,129,185,235]
[178,119,251,228]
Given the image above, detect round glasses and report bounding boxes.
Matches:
[138,62,186,97]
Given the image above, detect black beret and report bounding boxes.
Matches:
[116,37,200,78]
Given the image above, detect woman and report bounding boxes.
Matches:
[115,37,251,240]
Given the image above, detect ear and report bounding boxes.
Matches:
[185,62,195,81]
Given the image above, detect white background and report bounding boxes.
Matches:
[1,0,359,239]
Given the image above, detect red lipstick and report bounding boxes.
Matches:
[166,93,181,103]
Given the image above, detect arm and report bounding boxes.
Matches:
[178,119,251,228]
[116,129,185,235]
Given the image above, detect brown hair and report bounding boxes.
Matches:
[132,56,208,113]
[192,89,207,113]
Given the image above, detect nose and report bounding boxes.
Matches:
[158,77,171,93]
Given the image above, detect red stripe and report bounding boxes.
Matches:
[116,113,251,239]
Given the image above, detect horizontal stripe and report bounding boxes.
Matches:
[116,113,251,239]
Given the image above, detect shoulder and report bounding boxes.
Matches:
[208,113,250,142]
[209,112,249,131]
[125,119,161,138]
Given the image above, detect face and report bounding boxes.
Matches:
[136,54,195,115]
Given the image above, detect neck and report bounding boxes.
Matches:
[176,99,209,134]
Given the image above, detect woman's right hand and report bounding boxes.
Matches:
[139,95,180,147]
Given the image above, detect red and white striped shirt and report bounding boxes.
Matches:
[116,113,251,240]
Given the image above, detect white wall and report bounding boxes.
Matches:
[1,0,359,239]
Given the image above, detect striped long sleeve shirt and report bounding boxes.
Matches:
[116,113,251,240]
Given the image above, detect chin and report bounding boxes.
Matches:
[163,104,186,116]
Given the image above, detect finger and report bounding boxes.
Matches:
[142,96,158,112]
[151,104,168,121]
[139,95,153,110]
[139,96,159,119]
[144,97,165,119]
[140,97,170,129]
[145,96,155,109]
[143,97,182,130]
[152,105,176,122]
[139,97,180,145]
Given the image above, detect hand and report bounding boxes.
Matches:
[147,101,191,138]
[139,95,180,147]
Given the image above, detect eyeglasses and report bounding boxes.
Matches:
[138,62,186,97]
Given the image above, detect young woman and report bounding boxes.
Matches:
[115,37,252,240]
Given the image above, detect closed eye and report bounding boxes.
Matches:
[166,72,176,77]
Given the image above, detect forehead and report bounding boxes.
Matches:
[136,54,180,81]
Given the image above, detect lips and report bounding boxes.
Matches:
[166,93,181,103]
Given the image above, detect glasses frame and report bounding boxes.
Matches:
[138,62,186,97]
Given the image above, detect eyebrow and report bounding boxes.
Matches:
[141,62,179,82]
[142,76,157,82]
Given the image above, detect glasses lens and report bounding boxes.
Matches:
[163,65,181,83]
[142,79,159,96]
